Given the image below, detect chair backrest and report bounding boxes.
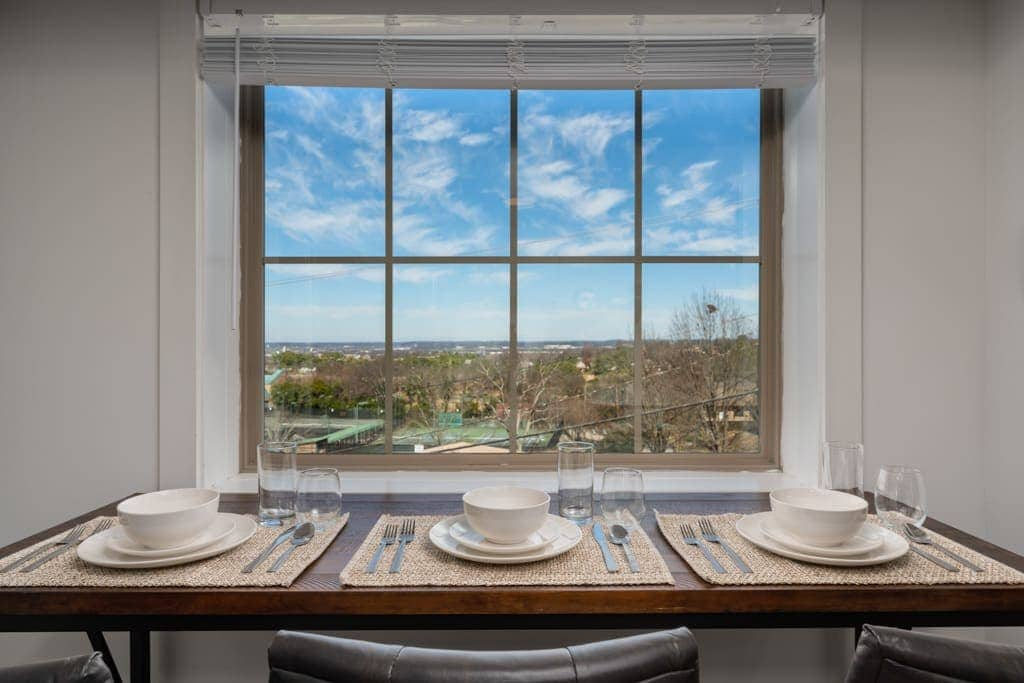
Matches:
[0,652,113,683]
[845,625,1024,683]
[269,628,699,683]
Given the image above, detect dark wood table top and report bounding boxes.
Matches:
[2,492,1023,631]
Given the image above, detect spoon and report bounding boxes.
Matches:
[267,522,315,573]
[608,523,640,573]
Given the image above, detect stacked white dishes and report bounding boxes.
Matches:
[78,489,257,569]
[735,488,908,567]
[430,486,582,564]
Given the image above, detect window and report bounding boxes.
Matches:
[240,86,781,471]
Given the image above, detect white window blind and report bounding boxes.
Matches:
[200,14,818,90]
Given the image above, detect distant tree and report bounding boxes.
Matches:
[645,290,758,453]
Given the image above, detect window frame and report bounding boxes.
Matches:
[239,86,782,472]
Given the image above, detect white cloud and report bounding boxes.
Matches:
[459,132,492,146]
[657,160,717,209]
[401,109,462,143]
[294,134,326,163]
[394,266,453,284]
[703,196,740,225]
[396,151,457,198]
[286,86,333,122]
[577,188,630,220]
[557,111,632,157]
[267,199,382,247]
[519,158,629,222]
[266,264,384,285]
[395,210,496,256]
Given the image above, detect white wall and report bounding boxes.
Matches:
[0,0,160,672]
[1,0,1020,680]
[982,0,1024,558]
[862,0,988,535]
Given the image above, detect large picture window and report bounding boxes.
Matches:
[240,86,781,470]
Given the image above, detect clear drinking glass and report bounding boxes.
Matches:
[875,465,927,530]
[257,441,297,526]
[820,441,865,498]
[601,467,645,530]
[296,468,342,531]
[557,441,594,524]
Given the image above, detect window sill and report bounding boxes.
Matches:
[212,469,806,494]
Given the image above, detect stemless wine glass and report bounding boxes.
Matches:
[600,467,645,530]
[296,467,342,531]
[257,441,298,526]
[557,442,594,524]
[820,441,865,498]
[875,465,926,530]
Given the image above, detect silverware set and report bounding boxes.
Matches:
[681,520,751,574]
[365,519,415,574]
[0,520,113,574]
[242,522,316,574]
[903,523,982,573]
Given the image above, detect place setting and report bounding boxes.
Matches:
[658,442,1024,586]
[340,442,674,587]
[0,443,348,587]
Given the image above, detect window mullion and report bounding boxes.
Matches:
[508,89,519,455]
[633,89,644,455]
[384,88,394,455]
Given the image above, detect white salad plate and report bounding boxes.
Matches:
[759,513,886,558]
[106,513,237,558]
[430,514,582,565]
[447,514,561,555]
[735,512,908,567]
[78,514,256,569]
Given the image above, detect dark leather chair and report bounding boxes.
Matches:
[0,652,113,683]
[846,625,1024,682]
[269,627,699,682]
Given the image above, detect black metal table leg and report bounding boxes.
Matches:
[130,630,150,683]
[86,631,122,683]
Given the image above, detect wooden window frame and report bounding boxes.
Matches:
[239,87,783,472]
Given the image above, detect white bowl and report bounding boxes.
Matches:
[117,489,220,549]
[769,488,867,548]
[462,486,551,545]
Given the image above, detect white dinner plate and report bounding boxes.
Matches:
[735,512,908,567]
[78,514,257,569]
[106,513,237,558]
[759,513,886,558]
[430,514,582,565]
[447,514,561,555]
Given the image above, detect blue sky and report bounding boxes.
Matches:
[264,86,759,343]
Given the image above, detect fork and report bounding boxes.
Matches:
[20,519,113,573]
[389,519,416,574]
[365,523,398,573]
[681,523,726,574]
[903,523,979,572]
[699,518,752,573]
[0,523,87,573]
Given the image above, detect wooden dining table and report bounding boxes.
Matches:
[2,492,1023,683]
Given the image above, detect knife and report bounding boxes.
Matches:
[242,524,297,573]
[592,522,619,573]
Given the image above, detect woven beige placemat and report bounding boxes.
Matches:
[657,512,1024,586]
[0,513,347,588]
[340,514,674,587]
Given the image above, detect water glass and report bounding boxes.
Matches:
[601,467,645,530]
[557,441,594,524]
[257,441,297,526]
[820,441,865,498]
[297,468,342,531]
[875,465,927,530]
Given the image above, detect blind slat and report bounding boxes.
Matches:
[201,36,817,89]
